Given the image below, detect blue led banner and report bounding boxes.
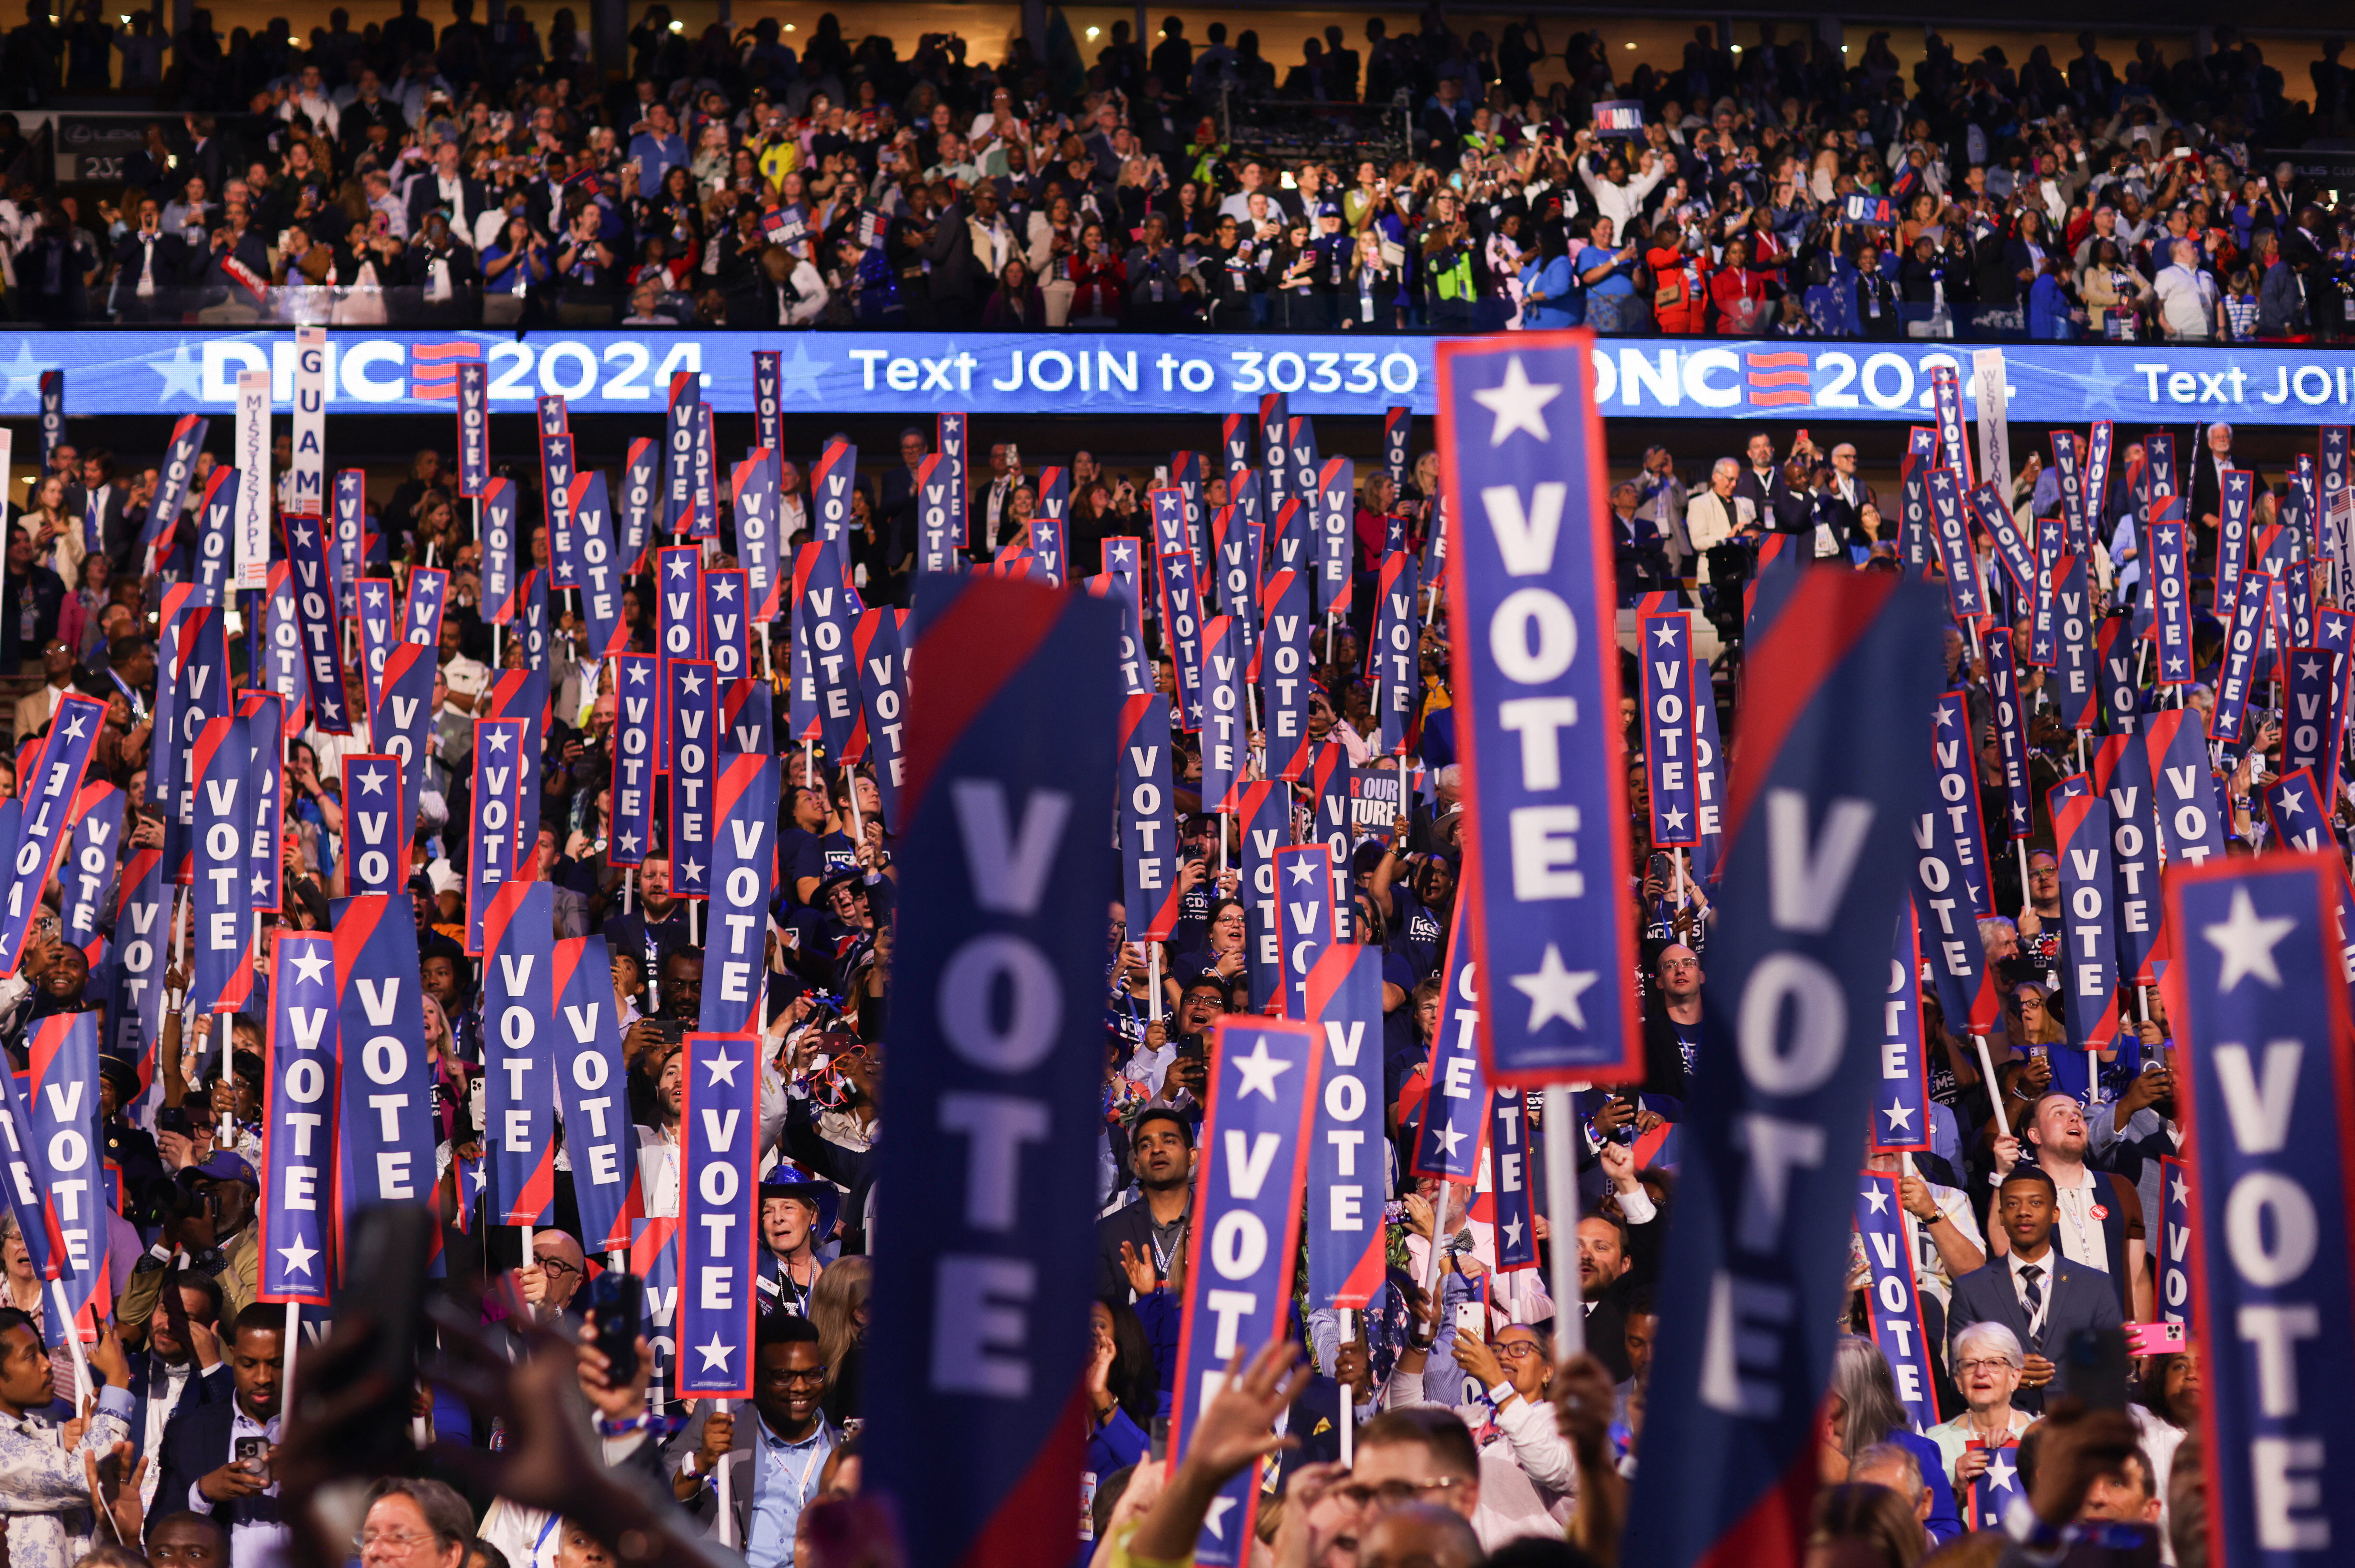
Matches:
[11,331,2355,420]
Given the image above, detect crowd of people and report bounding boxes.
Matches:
[2,4,2354,340]
[0,392,2271,1568]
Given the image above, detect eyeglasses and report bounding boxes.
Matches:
[356,1528,441,1552]
[1337,1477,1466,1509]
[535,1255,581,1279]
[1492,1340,1544,1360]
[1955,1358,2019,1376]
[761,1365,828,1386]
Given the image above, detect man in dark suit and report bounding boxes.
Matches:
[110,200,191,322]
[1945,1166,2123,1413]
[2187,420,2267,568]
[876,427,928,582]
[404,138,487,238]
[153,1303,287,1549]
[1609,479,1672,603]
[1096,1106,1195,1300]
[63,449,136,570]
[1565,1141,1666,1384]
[1732,430,1788,517]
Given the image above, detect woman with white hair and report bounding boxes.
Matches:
[1927,1320,2038,1495]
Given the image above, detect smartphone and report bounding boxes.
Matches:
[649,1017,687,1048]
[235,1435,269,1473]
[2063,1325,2131,1410]
[2124,1321,2187,1357]
[1174,1032,1207,1070]
[299,1204,431,1475]
[586,1270,645,1385]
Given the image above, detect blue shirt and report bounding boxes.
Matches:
[629,130,689,194]
[745,1410,836,1568]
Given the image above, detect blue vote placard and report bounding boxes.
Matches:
[259,931,337,1304]
[861,577,1120,1568]
[1168,1019,1321,1566]
[1436,333,1638,1086]
[1630,574,1941,1568]
[2163,857,2355,1568]
[1301,944,1387,1309]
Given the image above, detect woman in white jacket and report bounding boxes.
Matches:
[1025,193,1079,326]
[1572,131,1667,236]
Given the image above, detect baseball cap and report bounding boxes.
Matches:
[180,1150,260,1188]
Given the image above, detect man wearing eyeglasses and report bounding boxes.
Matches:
[514,1228,589,1325]
[669,1314,833,1564]
[1340,1409,1487,1547]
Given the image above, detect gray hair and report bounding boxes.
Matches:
[1954,1319,2025,1369]
[1712,457,1742,480]
[1851,1441,1925,1499]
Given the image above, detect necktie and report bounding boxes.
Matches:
[2020,1264,2045,1349]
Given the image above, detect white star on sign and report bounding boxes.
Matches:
[250,872,271,899]
[682,857,705,881]
[1286,858,1318,886]
[1660,806,1688,835]
[1510,945,1598,1032]
[2301,657,2324,680]
[1228,1036,1294,1103]
[682,670,705,696]
[1501,1216,1524,1250]
[358,768,387,795]
[2278,789,2306,817]
[696,1334,736,1371]
[702,1047,741,1086]
[290,946,330,987]
[486,729,512,754]
[293,525,315,549]
[62,713,85,742]
[1882,1099,1915,1133]
[713,577,736,602]
[668,555,692,579]
[2203,886,2297,992]
[628,661,649,684]
[277,1236,318,1276]
[1862,1185,1891,1214]
[1471,356,1561,447]
[1934,703,1957,729]
[616,832,640,855]
[1652,622,1679,646]
[1428,1119,1465,1159]
[2171,1171,2189,1207]
[365,586,387,608]
[1986,1454,2017,1492]
[1202,1497,1237,1541]
[145,339,205,403]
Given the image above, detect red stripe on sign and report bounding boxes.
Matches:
[1750,390,1812,407]
[1745,351,1809,367]
[1745,369,1811,386]
[955,1376,1093,1568]
[412,342,482,360]
[1721,573,1896,858]
[898,580,1065,820]
[1693,1445,1815,1568]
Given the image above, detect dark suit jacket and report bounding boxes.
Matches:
[152,1396,279,1540]
[1944,1252,2124,1412]
[1096,1197,1161,1300]
[1734,464,1789,518]
[406,175,489,234]
[125,1356,229,1470]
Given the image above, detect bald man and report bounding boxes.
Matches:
[1357,1503,1483,1568]
[517,1228,589,1322]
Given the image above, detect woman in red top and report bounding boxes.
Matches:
[1067,221,1126,327]
[1708,235,1775,334]
[1646,219,1711,334]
